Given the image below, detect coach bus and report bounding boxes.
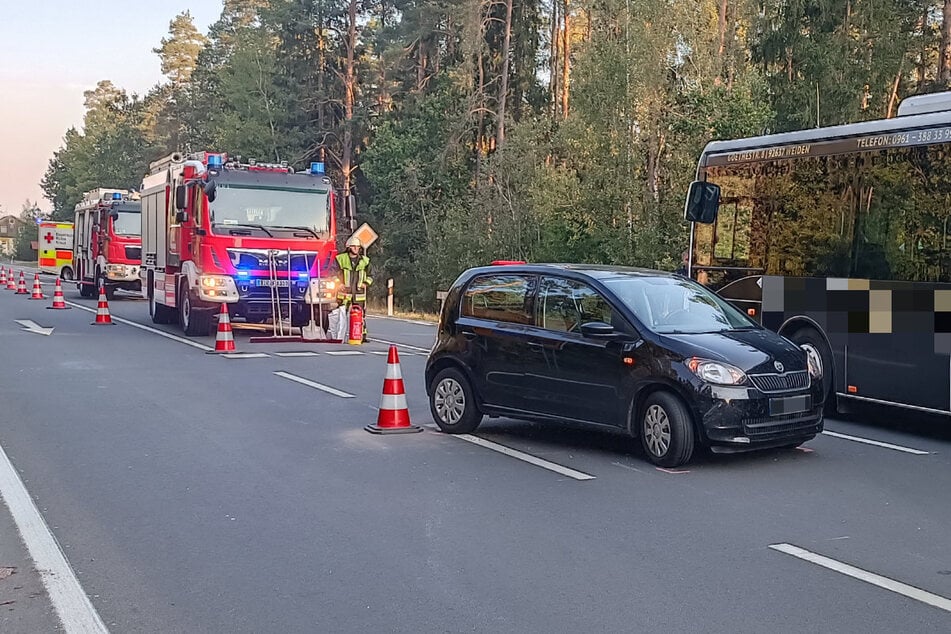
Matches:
[683,91,951,416]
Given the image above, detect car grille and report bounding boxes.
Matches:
[742,410,822,441]
[749,371,809,393]
[125,246,142,260]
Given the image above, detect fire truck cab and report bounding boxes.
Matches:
[140,152,339,336]
[73,189,142,299]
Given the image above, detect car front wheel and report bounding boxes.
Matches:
[639,391,695,468]
[429,367,483,434]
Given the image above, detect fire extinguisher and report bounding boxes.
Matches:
[348,303,364,345]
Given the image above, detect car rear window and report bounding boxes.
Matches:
[462,274,536,324]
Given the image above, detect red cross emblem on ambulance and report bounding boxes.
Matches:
[44,232,55,244]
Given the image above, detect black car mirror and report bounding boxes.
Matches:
[580,321,615,337]
[684,180,720,224]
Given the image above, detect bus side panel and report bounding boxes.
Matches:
[760,275,951,413]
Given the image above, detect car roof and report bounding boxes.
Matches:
[463,263,680,282]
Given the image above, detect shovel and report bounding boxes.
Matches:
[301,254,327,341]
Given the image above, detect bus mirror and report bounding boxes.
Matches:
[684,181,720,224]
[175,185,187,211]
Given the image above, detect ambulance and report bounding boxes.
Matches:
[37,221,74,278]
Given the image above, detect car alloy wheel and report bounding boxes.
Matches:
[643,403,672,458]
[434,377,466,426]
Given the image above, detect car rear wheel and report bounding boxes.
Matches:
[429,367,483,434]
[639,391,695,468]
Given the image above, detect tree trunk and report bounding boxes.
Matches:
[886,61,904,118]
[550,0,559,119]
[561,0,570,119]
[716,0,728,84]
[342,0,358,231]
[916,9,928,92]
[496,0,514,149]
[941,0,951,84]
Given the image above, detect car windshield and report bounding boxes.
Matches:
[112,211,141,236]
[603,275,759,334]
[209,185,331,235]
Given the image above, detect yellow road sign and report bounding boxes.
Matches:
[350,223,378,248]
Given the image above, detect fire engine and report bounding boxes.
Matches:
[37,220,74,279]
[73,189,142,299]
[140,152,339,336]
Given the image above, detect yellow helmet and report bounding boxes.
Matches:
[346,236,362,249]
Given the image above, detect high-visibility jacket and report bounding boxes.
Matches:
[335,252,372,303]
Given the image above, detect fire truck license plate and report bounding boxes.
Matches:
[255,279,290,287]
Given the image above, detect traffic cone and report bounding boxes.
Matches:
[365,345,423,434]
[47,279,70,310]
[15,272,28,295]
[207,303,236,354]
[91,286,114,325]
[28,274,44,300]
[0,268,6,286]
[5,268,15,291]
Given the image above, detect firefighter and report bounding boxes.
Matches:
[332,236,372,341]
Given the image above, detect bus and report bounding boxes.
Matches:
[683,91,951,417]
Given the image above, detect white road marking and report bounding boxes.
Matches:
[273,371,355,398]
[323,350,364,356]
[368,314,436,327]
[273,352,320,357]
[769,543,951,614]
[453,434,596,481]
[65,301,214,352]
[367,337,431,353]
[369,351,389,355]
[221,353,270,359]
[15,319,54,336]
[821,430,929,455]
[0,442,109,633]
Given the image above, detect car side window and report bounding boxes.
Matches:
[536,277,615,333]
[462,274,536,325]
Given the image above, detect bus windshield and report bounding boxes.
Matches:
[209,185,331,235]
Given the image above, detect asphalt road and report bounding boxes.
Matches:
[1,269,950,632]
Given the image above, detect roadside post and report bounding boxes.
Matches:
[387,279,394,316]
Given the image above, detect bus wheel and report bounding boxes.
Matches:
[789,327,835,415]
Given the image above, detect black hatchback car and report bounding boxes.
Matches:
[425,264,825,467]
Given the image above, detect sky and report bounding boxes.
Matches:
[0,1,224,217]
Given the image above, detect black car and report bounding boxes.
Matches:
[425,264,825,467]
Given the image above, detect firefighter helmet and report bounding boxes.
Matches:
[346,237,362,249]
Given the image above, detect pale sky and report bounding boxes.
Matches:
[0,1,223,216]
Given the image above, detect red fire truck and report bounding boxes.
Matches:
[73,189,142,299]
[140,152,339,335]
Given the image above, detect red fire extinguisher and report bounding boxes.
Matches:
[348,303,364,345]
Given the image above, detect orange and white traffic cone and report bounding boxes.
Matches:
[91,286,114,325]
[15,272,28,295]
[365,345,423,434]
[47,279,69,310]
[28,274,44,300]
[5,268,16,291]
[207,303,236,354]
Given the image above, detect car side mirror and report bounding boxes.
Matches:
[175,185,187,211]
[684,180,720,224]
[580,321,615,337]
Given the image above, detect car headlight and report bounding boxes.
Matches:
[686,358,748,385]
[801,344,823,379]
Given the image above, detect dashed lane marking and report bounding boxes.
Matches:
[453,433,596,481]
[221,352,270,359]
[770,543,951,614]
[821,430,930,455]
[367,337,431,353]
[323,350,364,356]
[64,300,213,352]
[273,352,320,357]
[273,371,355,398]
[0,442,109,632]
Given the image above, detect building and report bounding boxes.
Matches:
[0,215,28,256]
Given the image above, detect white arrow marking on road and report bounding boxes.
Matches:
[15,319,54,336]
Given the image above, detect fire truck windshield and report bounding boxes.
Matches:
[112,211,141,236]
[209,185,330,235]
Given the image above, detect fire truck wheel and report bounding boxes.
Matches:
[105,286,116,301]
[79,282,94,298]
[179,281,214,336]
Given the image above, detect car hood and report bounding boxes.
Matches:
[657,328,806,374]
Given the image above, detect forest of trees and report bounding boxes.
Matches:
[39,0,951,309]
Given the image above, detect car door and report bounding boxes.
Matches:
[531,276,637,426]
[458,273,550,412]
